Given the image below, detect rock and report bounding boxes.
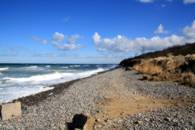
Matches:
[68,114,96,130]
[164,117,171,122]
[59,123,67,130]
[191,116,195,125]
[134,120,143,125]
[138,120,143,125]
[96,118,101,122]
[145,118,150,122]
[1,102,22,121]
[104,119,108,123]
[95,124,102,128]
[172,118,178,123]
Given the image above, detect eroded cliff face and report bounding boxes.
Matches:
[127,54,195,88]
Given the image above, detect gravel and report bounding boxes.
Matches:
[0,68,195,130]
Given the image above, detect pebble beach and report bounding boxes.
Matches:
[0,68,195,130]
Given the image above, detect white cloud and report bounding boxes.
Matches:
[53,34,81,50]
[183,0,195,4]
[54,43,80,50]
[138,0,154,3]
[67,34,80,44]
[33,33,81,51]
[154,24,167,34]
[92,33,184,54]
[52,32,65,42]
[183,20,195,42]
[92,32,101,44]
[92,20,195,55]
[32,36,48,44]
[138,0,195,4]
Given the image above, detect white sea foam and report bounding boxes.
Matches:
[0,67,107,103]
[62,66,69,69]
[24,65,39,69]
[3,72,73,83]
[3,68,105,84]
[45,65,50,68]
[22,65,45,71]
[0,85,53,103]
[0,67,9,72]
[70,65,80,68]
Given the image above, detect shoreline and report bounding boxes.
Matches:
[10,67,119,106]
[0,67,194,129]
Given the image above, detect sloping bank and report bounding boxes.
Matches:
[120,43,195,88]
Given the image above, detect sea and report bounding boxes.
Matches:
[0,64,116,103]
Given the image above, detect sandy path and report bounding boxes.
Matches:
[89,69,176,130]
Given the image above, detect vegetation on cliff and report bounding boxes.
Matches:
[120,43,195,88]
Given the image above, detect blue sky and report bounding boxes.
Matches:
[0,0,195,63]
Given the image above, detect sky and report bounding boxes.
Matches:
[0,0,195,63]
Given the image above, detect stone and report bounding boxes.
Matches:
[138,120,143,125]
[172,118,178,123]
[145,118,150,122]
[134,120,143,125]
[96,118,101,122]
[164,117,171,122]
[58,123,66,130]
[68,114,96,130]
[0,102,22,121]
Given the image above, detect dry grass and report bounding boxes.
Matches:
[133,60,163,75]
[131,55,195,88]
[180,72,195,88]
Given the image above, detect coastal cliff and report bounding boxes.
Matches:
[120,43,195,88]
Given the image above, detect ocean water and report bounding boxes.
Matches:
[0,64,116,103]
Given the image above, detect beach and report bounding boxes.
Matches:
[0,68,195,129]
[1,0,195,129]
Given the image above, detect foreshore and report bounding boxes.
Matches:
[14,67,118,106]
[0,68,195,129]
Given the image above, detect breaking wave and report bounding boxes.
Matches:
[0,67,9,72]
[3,68,105,85]
[0,64,114,103]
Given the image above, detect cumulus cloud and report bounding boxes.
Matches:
[33,32,81,51]
[52,32,65,42]
[138,0,195,4]
[154,24,167,34]
[53,34,81,50]
[183,0,195,4]
[92,20,195,55]
[93,32,101,44]
[92,33,184,54]
[138,0,154,3]
[183,20,195,42]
